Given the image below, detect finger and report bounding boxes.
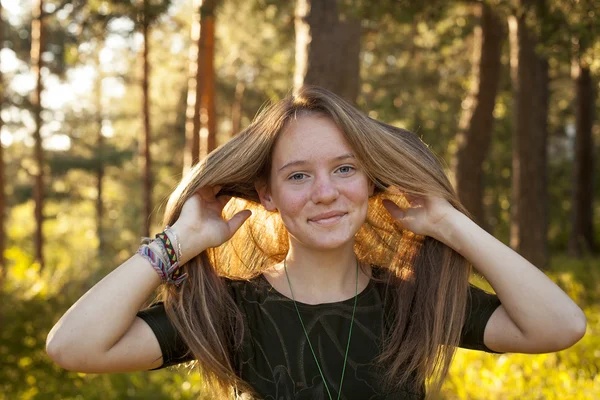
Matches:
[227,209,252,235]
[382,199,406,220]
[403,193,420,205]
[212,185,223,196]
[217,195,233,208]
[196,186,216,199]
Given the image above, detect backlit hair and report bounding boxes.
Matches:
[159,85,471,398]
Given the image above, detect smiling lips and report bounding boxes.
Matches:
[308,211,348,225]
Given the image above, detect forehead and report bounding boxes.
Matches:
[271,115,353,165]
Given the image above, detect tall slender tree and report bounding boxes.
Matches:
[294,0,361,103]
[184,0,218,172]
[139,0,153,238]
[94,46,106,256]
[31,0,46,271]
[184,0,204,173]
[199,0,217,158]
[508,0,549,269]
[452,2,504,229]
[0,0,6,285]
[546,0,600,258]
[569,57,596,256]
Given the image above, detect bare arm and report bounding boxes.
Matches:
[383,196,587,354]
[46,187,251,373]
[434,211,587,353]
[46,246,167,373]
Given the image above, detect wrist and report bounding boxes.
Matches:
[430,209,469,251]
[168,223,208,264]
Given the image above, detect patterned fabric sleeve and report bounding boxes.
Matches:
[136,302,195,369]
[459,284,504,353]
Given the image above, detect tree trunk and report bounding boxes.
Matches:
[0,0,6,286]
[184,0,203,173]
[184,0,217,169]
[231,81,245,137]
[95,50,105,256]
[508,4,549,269]
[31,0,45,271]
[199,0,217,159]
[453,3,503,229]
[294,0,361,103]
[569,62,596,256]
[140,0,152,238]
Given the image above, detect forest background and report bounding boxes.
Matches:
[0,0,599,398]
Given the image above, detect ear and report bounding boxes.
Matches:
[255,181,277,211]
[368,180,375,196]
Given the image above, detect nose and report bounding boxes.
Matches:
[311,174,339,204]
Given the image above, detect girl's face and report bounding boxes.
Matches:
[258,114,373,250]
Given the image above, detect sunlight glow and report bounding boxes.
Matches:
[11,72,36,96]
[99,47,113,65]
[103,77,126,99]
[44,134,71,151]
[42,131,71,151]
[1,1,138,151]
[1,0,28,25]
[101,121,114,138]
[0,129,13,147]
[0,48,22,73]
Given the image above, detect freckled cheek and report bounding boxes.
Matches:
[276,192,310,220]
[345,180,371,203]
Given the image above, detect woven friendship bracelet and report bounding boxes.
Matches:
[137,244,167,282]
[155,231,178,266]
[140,236,171,265]
[164,225,183,263]
[137,244,188,286]
[155,239,172,266]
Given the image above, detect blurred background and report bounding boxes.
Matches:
[0,0,599,398]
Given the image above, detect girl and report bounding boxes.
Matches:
[47,86,586,399]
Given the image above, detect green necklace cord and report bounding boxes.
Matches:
[283,257,359,400]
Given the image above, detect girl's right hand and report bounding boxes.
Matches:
[169,186,252,263]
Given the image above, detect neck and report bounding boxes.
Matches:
[265,239,371,304]
[287,242,356,289]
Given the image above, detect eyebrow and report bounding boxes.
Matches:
[278,153,356,172]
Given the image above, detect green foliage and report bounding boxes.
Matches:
[47,145,134,177]
[0,290,208,400]
[0,200,208,399]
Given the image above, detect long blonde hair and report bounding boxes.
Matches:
[159,85,471,397]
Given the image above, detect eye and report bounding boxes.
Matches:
[289,173,307,181]
[337,165,355,174]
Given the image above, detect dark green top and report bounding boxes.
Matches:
[137,267,502,399]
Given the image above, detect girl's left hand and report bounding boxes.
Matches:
[382,195,457,238]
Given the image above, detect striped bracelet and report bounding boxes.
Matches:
[137,243,188,286]
[155,231,178,266]
[164,225,183,263]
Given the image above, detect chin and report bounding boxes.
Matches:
[287,218,365,250]
[303,233,356,251]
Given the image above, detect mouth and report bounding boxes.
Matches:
[308,212,348,226]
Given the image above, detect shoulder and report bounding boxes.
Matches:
[223,275,273,306]
[460,284,503,353]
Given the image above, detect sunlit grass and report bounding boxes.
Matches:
[441,256,600,400]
